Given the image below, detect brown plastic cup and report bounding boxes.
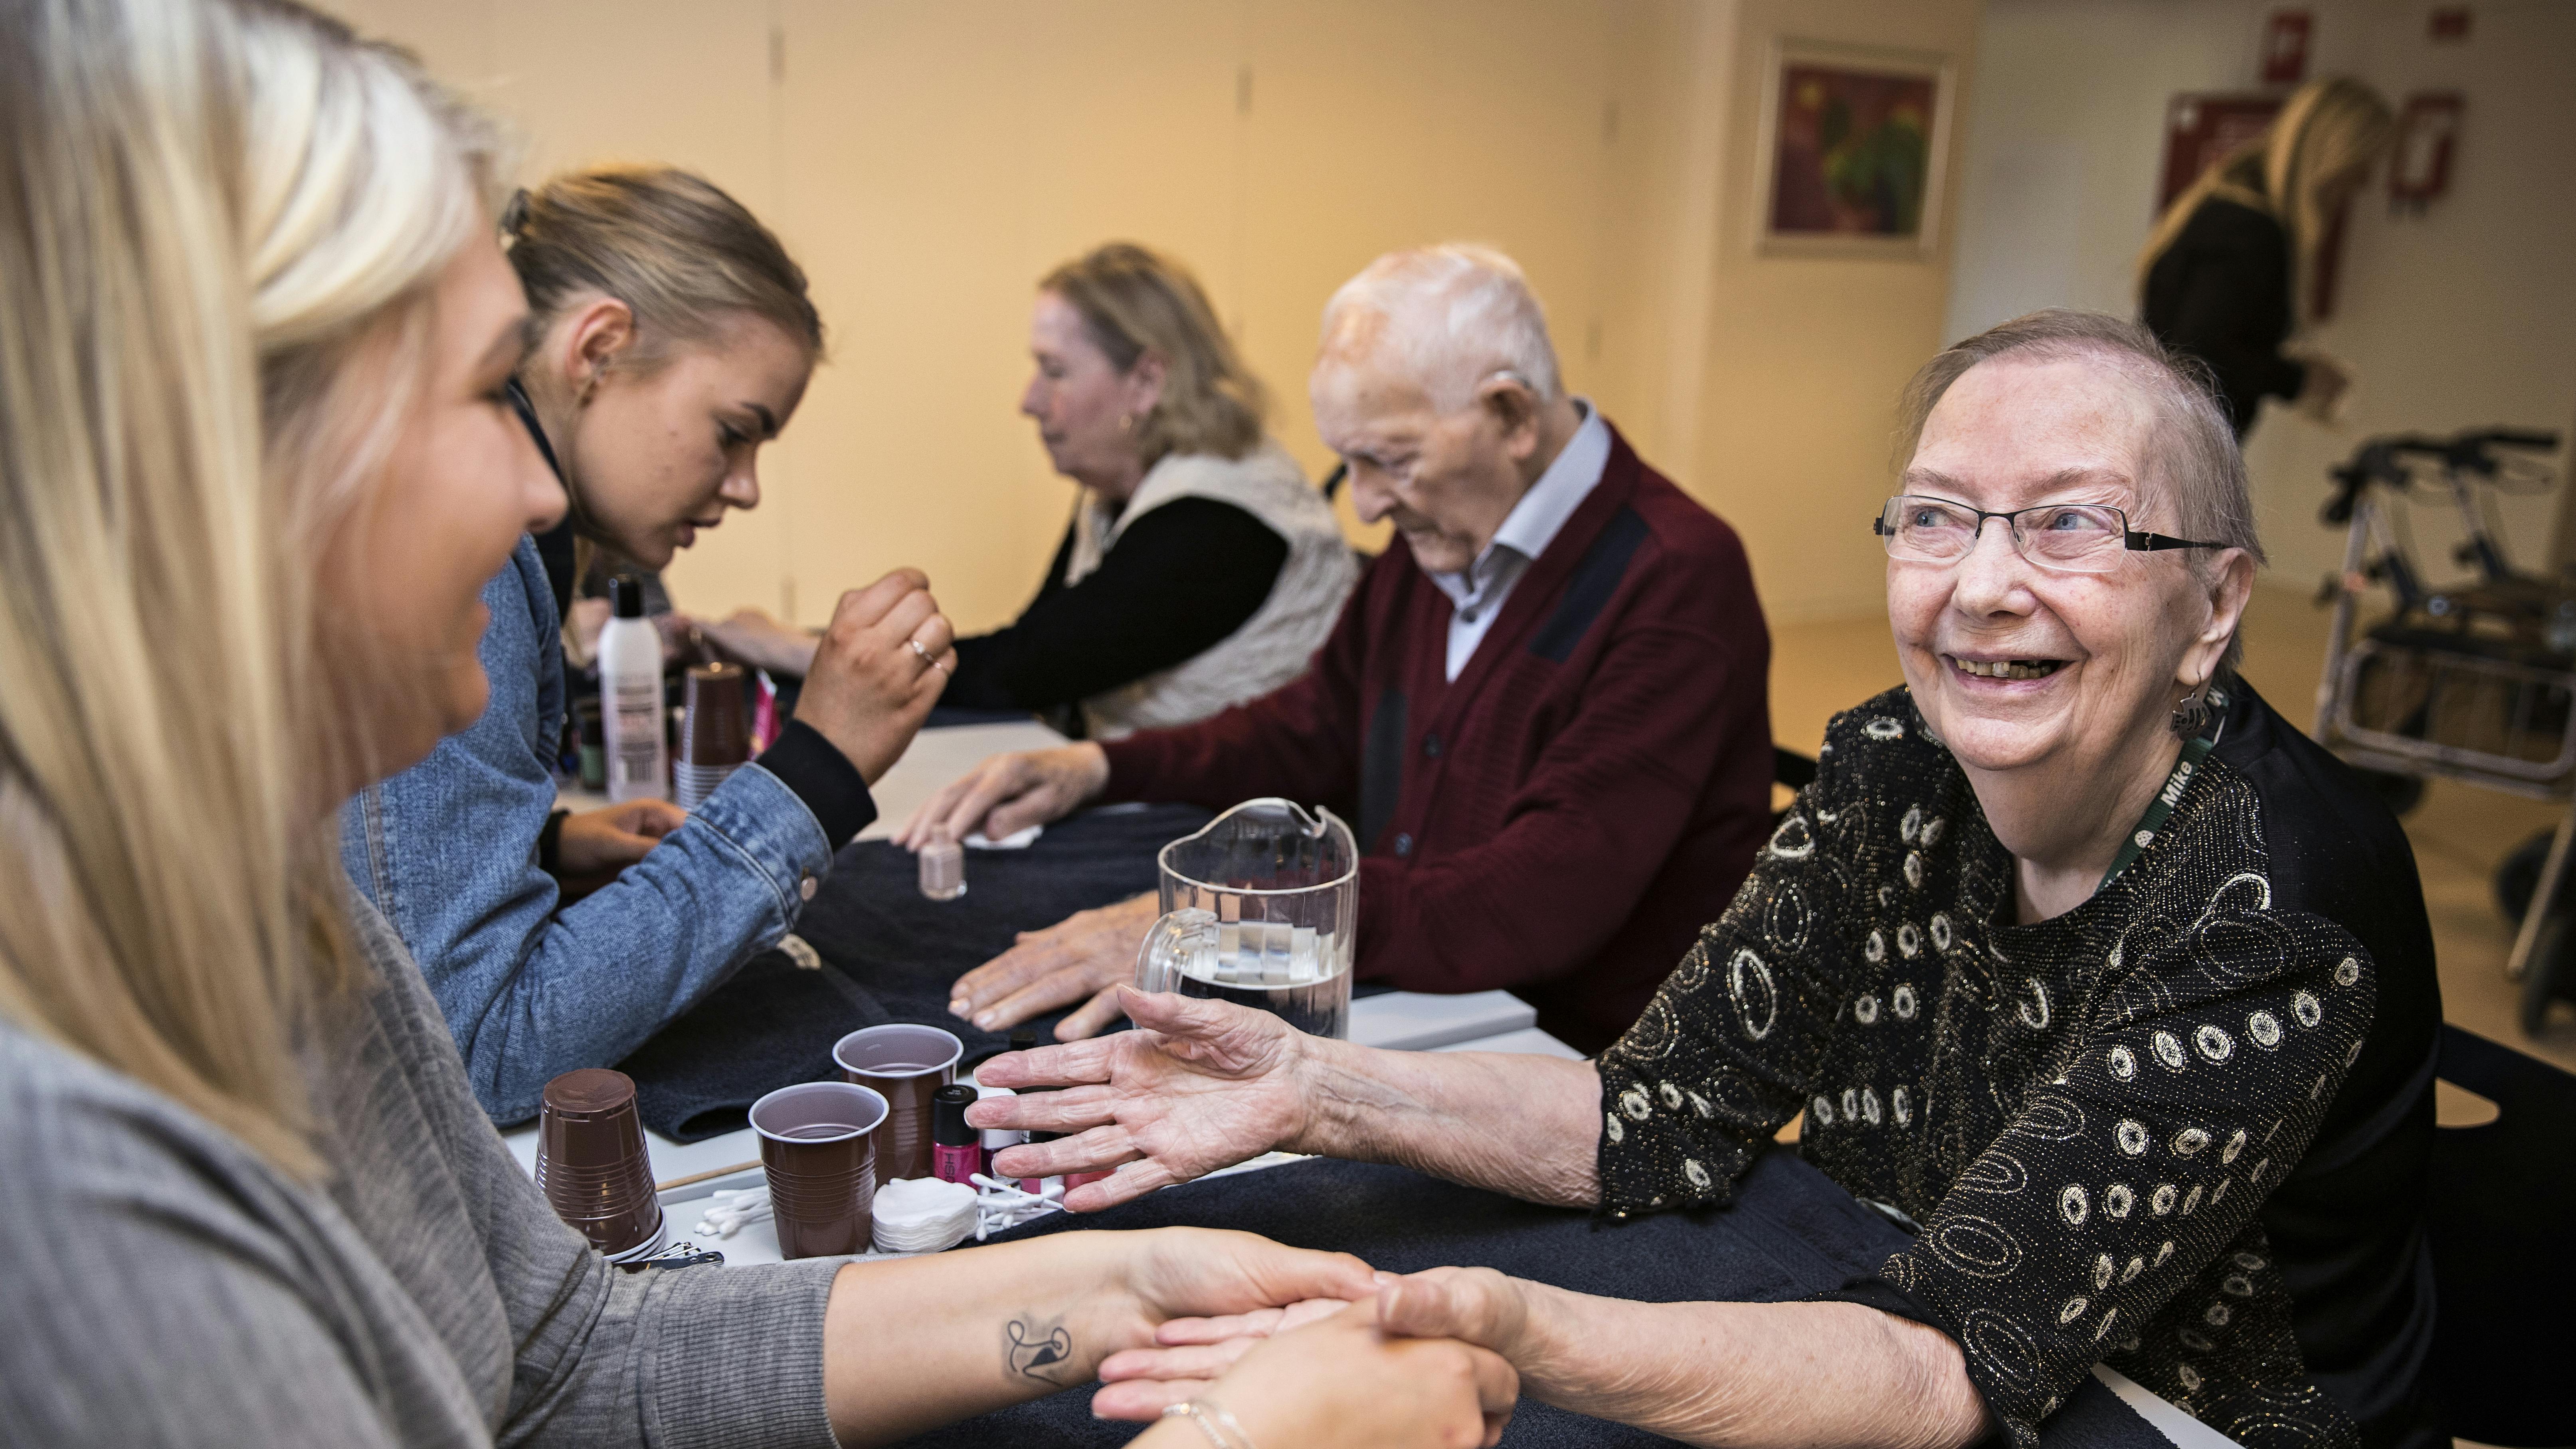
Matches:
[832,1024,963,1187]
[751,1081,886,1260]
[534,1068,664,1259]
[677,662,750,809]
[682,663,749,762]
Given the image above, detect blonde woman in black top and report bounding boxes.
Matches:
[2140,77,2392,436]
[979,311,2445,1449]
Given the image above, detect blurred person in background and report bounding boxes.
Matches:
[903,244,1774,1053]
[342,163,958,1125]
[703,241,1356,740]
[0,6,1512,1445]
[2139,77,2393,437]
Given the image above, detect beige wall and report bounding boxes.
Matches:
[1946,0,2576,600]
[326,0,1980,632]
[1683,0,1985,624]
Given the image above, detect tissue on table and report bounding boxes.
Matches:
[872,1176,979,1254]
[963,824,1043,849]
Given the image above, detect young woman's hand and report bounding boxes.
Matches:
[970,987,1319,1210]
[894,742,1109,849]
[944,891,1156,1037]
[555,798,686,874]
[1102,1266,1539,1413]
[793,569,954,784]
[1095,1294,1357,1413]
[1126,1300,1517,1449]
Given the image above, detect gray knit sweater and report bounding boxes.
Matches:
[0,898,846,1447]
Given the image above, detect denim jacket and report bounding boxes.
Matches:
[341,536,863,1124]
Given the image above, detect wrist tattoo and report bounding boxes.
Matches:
[1004,1312,1076,1387]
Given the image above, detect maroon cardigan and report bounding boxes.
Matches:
[1100,423,1773,1053]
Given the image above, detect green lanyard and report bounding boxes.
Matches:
[2098,689,2227,891]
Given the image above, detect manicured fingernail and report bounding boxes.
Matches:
[949,1000,970,1017]
[975,1013,998,1029]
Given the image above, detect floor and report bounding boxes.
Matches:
[1766,585,2576,1079]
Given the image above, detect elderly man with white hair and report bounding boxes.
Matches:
[901,244,1773,1053]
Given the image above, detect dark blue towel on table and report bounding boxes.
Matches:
[609,767,2163,1446]
[616,802,1210,1141]
[893,1151,2164,1448]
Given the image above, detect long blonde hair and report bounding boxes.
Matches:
[2137,77,2392,321]
[0,0,497,1176]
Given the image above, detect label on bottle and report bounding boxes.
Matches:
[934,1143,979,1186]
[607,674,664,798]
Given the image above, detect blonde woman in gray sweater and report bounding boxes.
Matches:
[0,3,1513,1447]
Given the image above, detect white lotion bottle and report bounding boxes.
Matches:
[599,576,669,802]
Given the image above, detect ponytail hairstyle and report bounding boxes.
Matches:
[502,165,821,372]
[2137,77,2393,323]
[0,0,500,1177]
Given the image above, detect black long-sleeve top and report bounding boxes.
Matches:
[1595,683,2444,1449]
[2143,199,2307,437]
[941,497,1289,713]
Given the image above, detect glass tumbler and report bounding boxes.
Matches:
[1133,798,1357,1039]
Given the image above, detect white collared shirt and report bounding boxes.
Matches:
[1424,400,1612,680]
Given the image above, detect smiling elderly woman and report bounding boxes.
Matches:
[974,310,2445,1449]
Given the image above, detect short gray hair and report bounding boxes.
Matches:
[1895,309,2264,679]
[1317,243,1562,413]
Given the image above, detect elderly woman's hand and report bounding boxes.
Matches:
[1122,1300,1517,1449]
[969,986,1315,1210]
[1102,1267,1541,1414]
[690,604,821,677]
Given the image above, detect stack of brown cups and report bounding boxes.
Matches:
[534,1068,665,1262]
[676,662,750,810]
[750,1081,887,1259]
[833,1024,964,1186]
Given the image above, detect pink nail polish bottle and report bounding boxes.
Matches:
[932,1084,979,1186]
[1022,1130,1058,1195]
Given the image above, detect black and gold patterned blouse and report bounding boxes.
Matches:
[1595,684,2443,1449]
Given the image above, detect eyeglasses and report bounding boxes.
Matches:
[1872,495,2227,575]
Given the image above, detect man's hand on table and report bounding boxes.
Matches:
[969,986,1317,1209]
[946,891,1157,1038]
[793,569,956,786]
[894,742,1109,849]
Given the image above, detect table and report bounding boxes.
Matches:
[524,721,2231,1447]
[500,985,1581,1265]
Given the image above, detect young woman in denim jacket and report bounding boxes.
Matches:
[341,166,957,1124]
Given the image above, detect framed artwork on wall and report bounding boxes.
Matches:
[1754,38,1955,259]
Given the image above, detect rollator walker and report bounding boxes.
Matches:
[2308,427,2572,1030]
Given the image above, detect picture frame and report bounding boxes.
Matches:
[1753,38,1956,259]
